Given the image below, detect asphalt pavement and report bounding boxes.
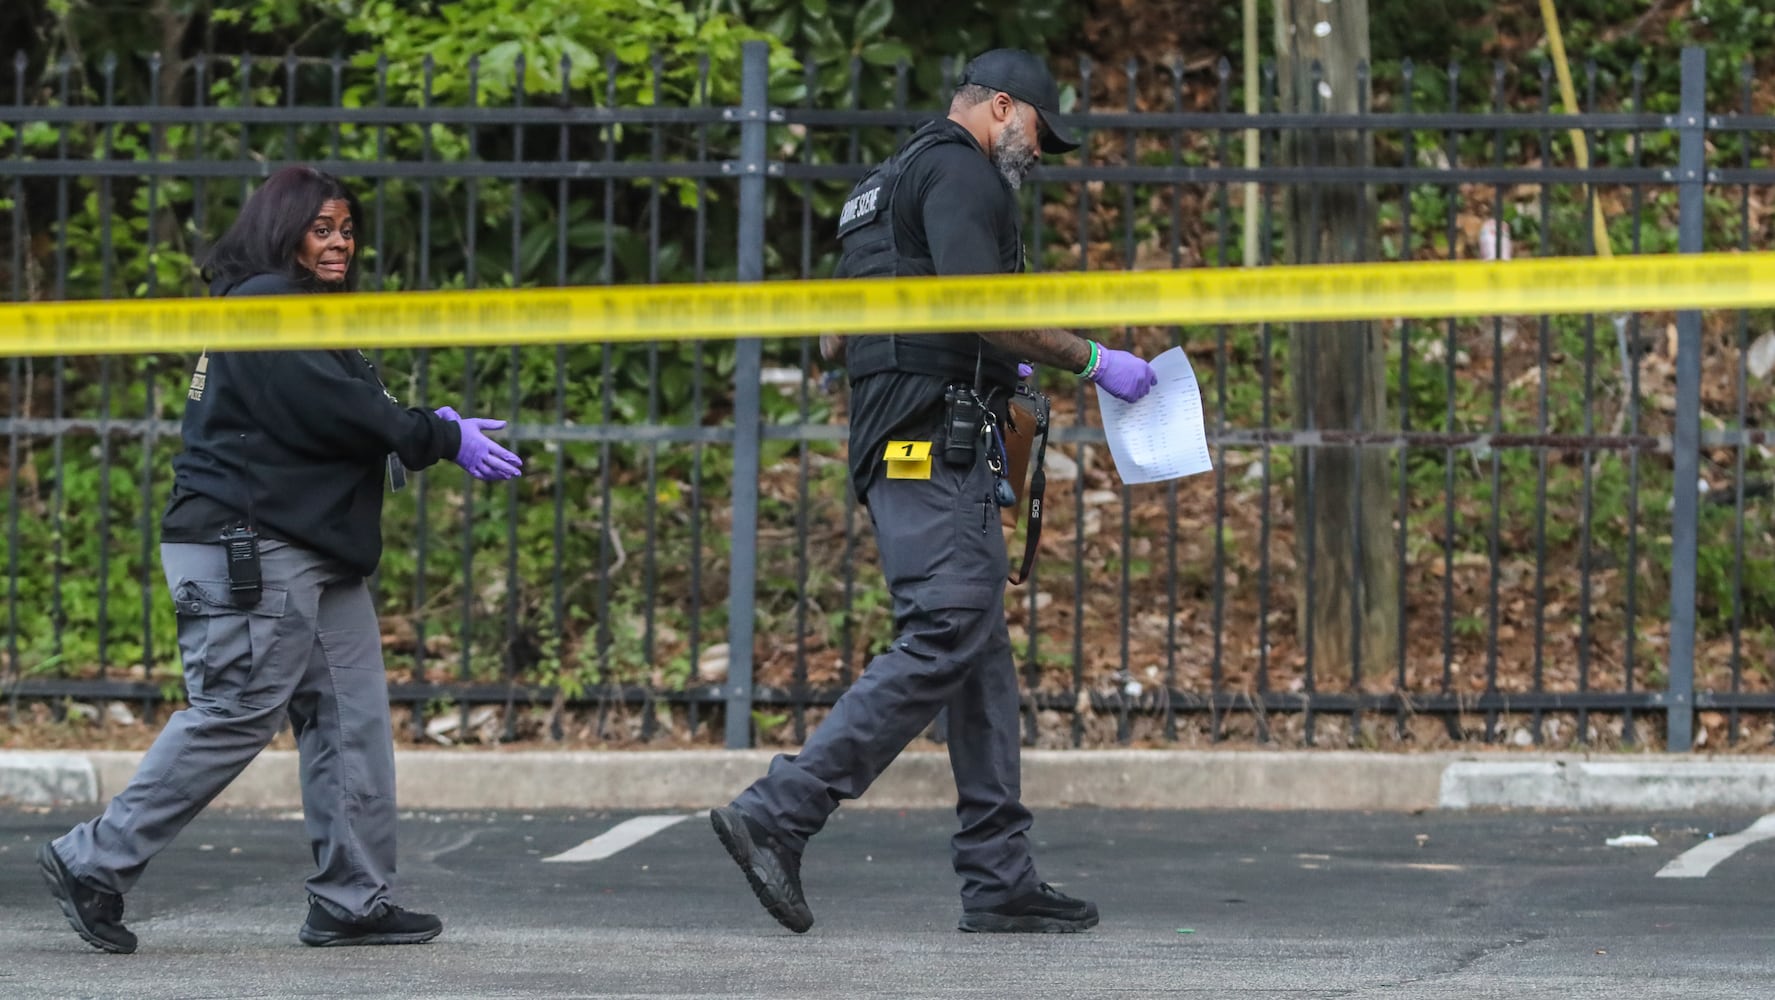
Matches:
[2,806,1772,999]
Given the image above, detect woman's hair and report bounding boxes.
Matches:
[201,165,364,292]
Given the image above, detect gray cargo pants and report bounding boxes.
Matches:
[54,540,400,919]
[733,436,1040,907]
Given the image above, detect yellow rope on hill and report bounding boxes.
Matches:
[1540,0,1614,259]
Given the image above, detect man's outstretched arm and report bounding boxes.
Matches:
[981,328,1159,403]
[979,328,1092,372]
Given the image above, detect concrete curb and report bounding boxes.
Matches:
[0,752,98,806]
[1440,759,1775,811]
[9,748,1775,812]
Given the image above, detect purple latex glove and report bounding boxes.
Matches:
[1088,344,1158,403]
[434,406,461,422]
[453,417,523,481]
[1017,362,1035,379]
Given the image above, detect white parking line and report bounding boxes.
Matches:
[541,814,694,863]
[1655,814,1775,878]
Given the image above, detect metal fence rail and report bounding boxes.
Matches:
[3,44,1771,751]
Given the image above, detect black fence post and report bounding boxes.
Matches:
[1666,46,1706,752]
[724,40,768,749]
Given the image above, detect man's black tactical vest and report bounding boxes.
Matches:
[835,122,1021,389]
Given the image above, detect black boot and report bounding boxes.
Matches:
[39,842,137,954]
[958,882,1099,933]
[709,805,813,933]
[298,898,443,947]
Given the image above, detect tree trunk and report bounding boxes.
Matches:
[1273,0,1399,681]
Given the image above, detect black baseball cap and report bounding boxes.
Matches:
[957,49,1079,155]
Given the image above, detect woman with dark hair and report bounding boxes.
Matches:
[39,165,520,953]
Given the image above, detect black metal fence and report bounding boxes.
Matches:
[3,43,1772,751]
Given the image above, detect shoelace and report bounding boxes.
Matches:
[757,826,802,876]
[374,903,435,926]
[365,902,402,923]
[86,889,125,923]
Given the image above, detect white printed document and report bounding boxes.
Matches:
[1095,346,1213,485]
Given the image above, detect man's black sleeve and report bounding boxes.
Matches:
[912,144,1012,277]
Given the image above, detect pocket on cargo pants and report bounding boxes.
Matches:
[171,579,290,710]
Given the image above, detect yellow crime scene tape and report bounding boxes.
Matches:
[2,252,1774,357]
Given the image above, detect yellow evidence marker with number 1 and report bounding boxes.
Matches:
[884,440,933,480]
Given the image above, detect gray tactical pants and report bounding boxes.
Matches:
[54,540,400,919]
[733,438,1040,907]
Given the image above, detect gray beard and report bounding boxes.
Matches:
[992,119,1037,190]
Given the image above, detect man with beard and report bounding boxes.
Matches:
[710,49,1157,935]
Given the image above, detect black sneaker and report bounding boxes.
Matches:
[298,898,443,947]
[709,805,813,933]
[958,882,1099,934]
[38,842,137,954]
